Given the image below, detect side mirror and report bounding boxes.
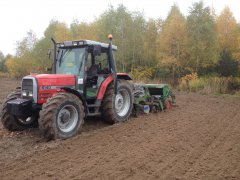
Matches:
[47,48,52,59]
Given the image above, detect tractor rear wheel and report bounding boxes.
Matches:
[38,93,84,140]
[101,80,133,124]
[0,90,38,131]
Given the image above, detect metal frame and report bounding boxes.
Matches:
[21,76,38,103]
[51,38,119,97]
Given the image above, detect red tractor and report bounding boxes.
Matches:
[1,35,133,140]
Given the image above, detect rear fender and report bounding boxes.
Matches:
[117,73,132,80]
[97,73,132,100]
[97,76,113,100]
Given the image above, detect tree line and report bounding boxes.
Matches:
[0,1,239,79]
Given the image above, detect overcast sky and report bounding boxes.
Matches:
[0,0,239,55]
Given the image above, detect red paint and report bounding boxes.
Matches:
[117,72,128,76]
[33,74,76,86]
[30,74,76,104]
[97,73,132,100]
[97,75,113,100]
[37,89,66,104]
[29,73,131,104]
[166,100,172,110]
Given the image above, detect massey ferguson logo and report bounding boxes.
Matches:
[40,85,75,90]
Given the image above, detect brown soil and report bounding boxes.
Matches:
[0,78,240,180]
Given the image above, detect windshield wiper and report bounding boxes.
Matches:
[59,49,72,67]
[59,49,64,67]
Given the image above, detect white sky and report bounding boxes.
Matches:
[0,0,239,56]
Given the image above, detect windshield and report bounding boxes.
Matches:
[56,47,85,77]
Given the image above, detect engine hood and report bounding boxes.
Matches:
[29,74,76,86]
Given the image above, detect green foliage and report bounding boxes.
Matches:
[216,6,239,58]
[143,19,158,66]
[44,20,71,41]
[5,55,36,78]
[186,1,219,73]
[179,73,198,91]
[217,50,238,77]
[131,67,156,82]
[179,73,240,94]
[5,31,40,78]
[158,4,188,79]
[0,51,5,71]
[3,2,240,81]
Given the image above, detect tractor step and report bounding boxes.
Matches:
[87,112,101,116]
[87,104,101,108]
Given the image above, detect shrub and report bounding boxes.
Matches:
[189,78,205,92]
[179,73,198,91]
[131,67,156,82]
[179,73,240,94]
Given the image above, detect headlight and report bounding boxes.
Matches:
[22,91,27,96]
[22,91,33,97]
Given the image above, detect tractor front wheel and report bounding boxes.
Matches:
[0,90,38,131]
[101,80,133,124]
[38,93,85,140]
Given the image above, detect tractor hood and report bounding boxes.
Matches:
[30,74,76,87]
[21,74,76,104]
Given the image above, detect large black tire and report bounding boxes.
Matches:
[38,93,85,140]
[101,80,133,124]
[0,90,38,131]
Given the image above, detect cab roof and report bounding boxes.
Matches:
[56,40,117,50]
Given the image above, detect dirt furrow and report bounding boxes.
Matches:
[0,79,240,180]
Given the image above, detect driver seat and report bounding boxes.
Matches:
[87,64,100,77]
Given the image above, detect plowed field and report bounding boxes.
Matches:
[0,78,240,180]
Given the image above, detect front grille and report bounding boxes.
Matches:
[22,79,33,92]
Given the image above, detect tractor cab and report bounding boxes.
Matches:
[52,40,118,99]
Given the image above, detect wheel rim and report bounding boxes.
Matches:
[115,89,131,117]
[57,104,78,133]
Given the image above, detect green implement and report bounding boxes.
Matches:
[133,83,175,117]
